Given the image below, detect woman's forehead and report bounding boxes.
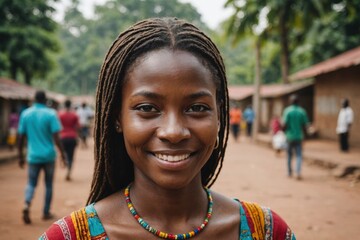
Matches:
[119,49,217,100]
[130,49,207,70]
[125,49,213,82]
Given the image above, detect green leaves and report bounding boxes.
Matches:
[49,0,206,95]
[0,0,60,84]
[223,0,360,84]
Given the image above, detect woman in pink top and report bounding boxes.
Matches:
[7,107,19,150]
[59,99,79,181]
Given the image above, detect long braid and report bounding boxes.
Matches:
[87,18,229,204]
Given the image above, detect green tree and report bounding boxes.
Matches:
[292,0,360,70]
[223,0,267,86]
[51,0,205,94]
[216,38,256,85]
[0,0,60,84]
[224,0,324,83]
[223,0,268,137]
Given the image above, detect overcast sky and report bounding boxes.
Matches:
[179,0,232,28]
[54,0,233,29]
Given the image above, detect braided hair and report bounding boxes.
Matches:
[87,18,229,204]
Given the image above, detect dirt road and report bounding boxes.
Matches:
[0,137,359,239]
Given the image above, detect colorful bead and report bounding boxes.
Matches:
[124,183,213,239]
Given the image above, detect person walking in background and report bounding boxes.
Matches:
[76,102,94,148]
[336,98,354,152]
[59,99,79,181]
[229,105,242,141]
[282,94,309,180]
[270,114,286,156]
[243,104,255,137]
[18,90,67,224]
[270,114,282,135]
[7,107,19,150]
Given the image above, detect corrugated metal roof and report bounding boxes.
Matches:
[70,95,95,108]
[228,85,254,100]
[47,91,67,103]
[0,77,66,103]
[228,81,313,101]
[290,46,360,81]
[0,78,35,100]
[261,81,313,97]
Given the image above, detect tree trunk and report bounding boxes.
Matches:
[10,62,18,81]
[279,2,291,84]
[24,71,32,85]
[252,38,261,139]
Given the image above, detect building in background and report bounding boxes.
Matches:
[228,81,314,133]
[290,46,360,146]
[0,78,66,146]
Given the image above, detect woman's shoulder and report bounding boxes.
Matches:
[39,203,108,240]
[238,200,296,240]
[39,214,77,240]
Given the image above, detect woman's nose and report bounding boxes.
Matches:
[156,113,191,143]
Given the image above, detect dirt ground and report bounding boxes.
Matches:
[0,137,359,239]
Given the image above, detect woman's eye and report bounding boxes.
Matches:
[188,104,209,112]
[135,104,158,112]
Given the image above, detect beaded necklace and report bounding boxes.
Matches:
[124,184,213,239]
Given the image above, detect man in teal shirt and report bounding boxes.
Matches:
[282,94,309,180]
[18,90,67,224]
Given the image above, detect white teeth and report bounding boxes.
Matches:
[155,153,190,162]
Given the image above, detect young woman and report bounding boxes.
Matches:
[40,18,295,240]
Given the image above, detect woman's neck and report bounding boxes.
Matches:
[128,178,208,224]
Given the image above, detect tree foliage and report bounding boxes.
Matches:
[224,0,325,83]
[0,0,60,84]
[2,0,359,92]
[292,0,360,71]
[50,0,206,95]
[223,0,360,83]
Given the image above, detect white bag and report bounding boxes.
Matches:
[272,131,287,150]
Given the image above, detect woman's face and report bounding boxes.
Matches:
[118,49,219,189]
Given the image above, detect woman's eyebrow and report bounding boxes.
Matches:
[131,90,213,100]
[131,90,163,99]
[187,90,214,100]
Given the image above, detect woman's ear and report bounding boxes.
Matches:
[115,120,122,133]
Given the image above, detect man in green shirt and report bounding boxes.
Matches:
[282,94,309,180]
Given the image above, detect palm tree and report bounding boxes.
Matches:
[225,0,324,83]
[224,0,267,138]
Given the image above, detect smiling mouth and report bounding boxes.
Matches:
[154,153,191,162]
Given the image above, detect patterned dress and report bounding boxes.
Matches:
[40,201,296,240]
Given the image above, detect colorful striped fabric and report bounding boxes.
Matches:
[39,204,108,240]
[238,201,296,240]
[40,201,296,240]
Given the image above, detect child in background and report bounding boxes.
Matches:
[7,107,19,150]
[271,115,286,156]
